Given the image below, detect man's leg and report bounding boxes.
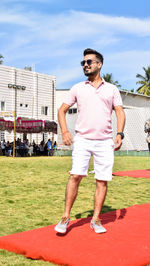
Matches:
[90,139,114,233]
[63,174,83,218]
[90,180,107,233]
[54,174,82,233]
[55,175,82,234]
[92,180,107,220]
[55,136,90,233]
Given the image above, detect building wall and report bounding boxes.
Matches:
[56,89,150,110]
[56,89,150,150]
[112,108,150,151]
[121,90,150,108]
[0,65,56,144]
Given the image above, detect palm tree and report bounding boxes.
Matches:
[136,66,150,96]
[0,54,4,64]
[102,73,121,88]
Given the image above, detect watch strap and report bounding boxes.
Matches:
[117,132,124,139]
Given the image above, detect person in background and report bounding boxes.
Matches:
[146,133,150,152]
[144,119,150,152]
[47,139,53,156]
[5,141,12,156]
[39,141,45,156]
[53,141,57,150]
[1,139,6,156]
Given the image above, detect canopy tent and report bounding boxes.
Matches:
[0,117,57,134]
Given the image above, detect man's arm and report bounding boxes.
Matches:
[114,105,126,151]
[58,103,73,146]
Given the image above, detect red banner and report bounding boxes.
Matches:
[0,118,57,134]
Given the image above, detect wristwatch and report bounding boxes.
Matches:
[117,132,124,139]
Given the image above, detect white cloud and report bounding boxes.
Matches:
[0,8,36,27]
[33,11,150,46]
[80,12,150,36]
[50,66,82,87]
[93,36,121,47]
[1,6,150,89]
[107,50,150,67]
[1,9,150,40]
[102,50,150,89]
[0,0,51,3]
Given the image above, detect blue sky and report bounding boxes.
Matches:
[0,0,150,90]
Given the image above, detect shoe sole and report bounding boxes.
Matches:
[54,226,67,234]
[90,224,107,234]
[54,219,70,234]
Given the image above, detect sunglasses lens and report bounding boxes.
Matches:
[87,59,92,65]
[81,59,93,66]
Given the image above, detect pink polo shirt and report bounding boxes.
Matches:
[64,79,123,140]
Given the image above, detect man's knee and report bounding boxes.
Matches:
[96,180,107,188]
[70,174,82,183]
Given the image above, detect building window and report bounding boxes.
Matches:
[68,108,77,114]
[0,132,5,141]
[1,101,5,111]
[73,108,77,114]
[20,103,23,107]
[25,104,28,108]
[41,106,48,115]
[41,106,44,115]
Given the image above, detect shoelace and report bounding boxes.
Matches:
[92,219,101,226]
[61,217,69,224]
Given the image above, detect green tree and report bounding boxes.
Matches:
[0,54,4,64]
[102,73,121,88]
[136,66,150,96]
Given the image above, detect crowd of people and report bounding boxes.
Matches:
[0,138,57,157]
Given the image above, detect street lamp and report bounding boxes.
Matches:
[8,84,26,90]
[8,83,26,157]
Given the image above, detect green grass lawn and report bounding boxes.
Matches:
[0,156,150,265]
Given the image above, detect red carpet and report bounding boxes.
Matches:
[113,169,150,178]
[0,203,150,266]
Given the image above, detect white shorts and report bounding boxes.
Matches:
[70,136,114,181]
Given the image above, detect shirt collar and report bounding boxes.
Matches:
[85,78,105,89]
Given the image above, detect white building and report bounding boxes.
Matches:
[1,64,150,151]
[56,89,150,151]
[0,65,56,144]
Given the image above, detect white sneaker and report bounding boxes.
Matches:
[90,219,107,234]
[54,217,70,234]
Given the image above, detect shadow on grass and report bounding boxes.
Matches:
[57,205,127,236]
[75,205,118,219]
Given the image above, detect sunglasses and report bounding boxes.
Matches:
[80,59,99,66]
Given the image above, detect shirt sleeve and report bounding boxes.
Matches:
[64,85,77,107]
[113,86,123,107]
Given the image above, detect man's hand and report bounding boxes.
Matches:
[62,131,73,146]
[114,105,125,151]
[114,135,122,151]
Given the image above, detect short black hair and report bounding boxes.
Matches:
[83,48,104,64]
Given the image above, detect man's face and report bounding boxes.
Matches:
[82,54,102,77]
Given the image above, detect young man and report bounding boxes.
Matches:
[55,48,125,234]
